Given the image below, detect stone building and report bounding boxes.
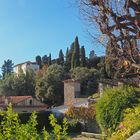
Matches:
[98,78,140,97]
[89,50,96,59]
[0,96,48,112]
[14,61,39,74]
[63,79,87,106]
[98,79,118,97]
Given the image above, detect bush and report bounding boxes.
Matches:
[0,104,70,140]
[109,105,140,140]
[68,122,82,133]
[96,86,138,134]
[65,106,97,132]
[0,111,52,132]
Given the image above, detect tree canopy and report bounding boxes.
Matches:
[35,64,66,105]
[71,36,80,68]
[0,70,35,96]
[2,59,14,78]
[79,0,140,77]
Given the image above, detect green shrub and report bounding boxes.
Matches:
[109,105,140,140]
[19,111,52,131]
[0,104,70,140]
[96,86,138,134]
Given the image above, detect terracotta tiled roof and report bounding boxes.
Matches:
[0,96,32,105]
[9,96,32,104]
[14,61,38,67]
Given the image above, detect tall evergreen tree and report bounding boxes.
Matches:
[65,48,69,64]
[80,46,86,67]
[71,36,80,68]
[68,43,74,68]
[58,49,64,65]
[48,53,52,66]
[64,43,74,71]
[1,59,14,78]
[64,48,70,71]
[42,55,48,65]
[35,55,42,69]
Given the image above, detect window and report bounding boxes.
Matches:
[29,99,32,105]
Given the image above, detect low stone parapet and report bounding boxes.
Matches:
[81,132,107,139]
[127,130,140,140]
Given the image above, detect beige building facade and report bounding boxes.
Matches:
[0,96,47,112]
[14,61,39,74]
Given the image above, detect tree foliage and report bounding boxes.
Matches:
[71,67,99,94]
[88,56,100,69]
[2,59,14,78]
[35,64,66,105]
[0,70,35,96]
[71,36,80,68]
[80,46,86,67]
[109,104,140,140]
[48,53,52,66]
[66,106,96,132]
[64,43,75,72]
[36,55,42,69]
[64,48,71,72]
[58,49,64,66]
[96,86,138,134]
[79,0,140,77]
[42,55,48,65]
[97,57,108,79]
[66,106,96,122]
[0,104,69,140]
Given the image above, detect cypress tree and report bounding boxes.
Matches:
[2,59,14,78]
[65,48,69,64]
[80,46,86,67]
[69,43,74,67]
[36,55,42,69]
[64,43,74,71]
[58,49,64,65]
[71,36,80,68]
[64,48,70,71]
[48,53,52,66]
[42,55,48,65]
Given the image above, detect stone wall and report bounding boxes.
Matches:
[12,106,47,113]
[64,81,81,105]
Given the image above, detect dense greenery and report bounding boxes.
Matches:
[58,49,64,66]
[79,0,140,78]
[80,46,86,67]
[71,36,80,68]
[96,86,138,133]
[1,59,14,79]
[35,64,66,105]
[36,55,42,69]
[42,55,48,65]
[0,70,35,96]
[71,67,99,94]
[0,104,70,140]
[33,36,102,73]
[109,105,140,140]
[0,36,103,105]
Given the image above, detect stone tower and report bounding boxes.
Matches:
[63,79,81,105]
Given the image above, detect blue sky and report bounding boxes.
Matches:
[0,0,105,69]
